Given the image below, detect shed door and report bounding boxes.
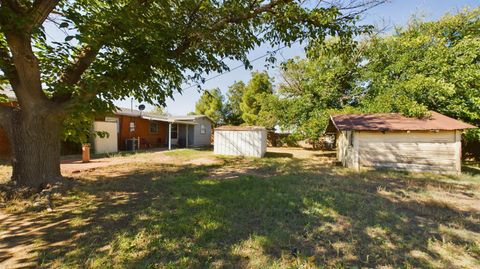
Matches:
[357,131,457,172]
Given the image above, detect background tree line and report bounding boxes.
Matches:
[194,71,278,129]
[195,8,480,156]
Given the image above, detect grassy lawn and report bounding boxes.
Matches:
[1,149,480,268]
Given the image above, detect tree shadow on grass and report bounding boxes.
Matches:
[264,152,294,158]
[462,164,480,176]
[1,159,480,268]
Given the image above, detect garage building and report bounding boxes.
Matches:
[327,111,476,174]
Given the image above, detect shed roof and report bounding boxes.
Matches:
[329,111,476,132]
[215,126,266,131]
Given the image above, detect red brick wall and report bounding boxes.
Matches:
[0,102,15,160]
[118,115,168,150]
[0,126,10,160]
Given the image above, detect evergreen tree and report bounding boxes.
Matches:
[240,71,276,128]
[224,81,246,125]
[195,88,224,125]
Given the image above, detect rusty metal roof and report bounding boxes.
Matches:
[330,111,476,131]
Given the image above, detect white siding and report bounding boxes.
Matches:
[214,129,267,157]
[93,121,118,154]
[192,117,212,146]
[355,130,459,173]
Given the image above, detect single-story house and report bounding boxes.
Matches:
[214,126,267,157]
[93,107,213,153]
[326,111,476,174]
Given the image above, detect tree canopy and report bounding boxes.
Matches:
[277,8,480,144]
[224,81,246,126]
[240,71,277,128]
[193,72,278,127]
[0,0,382,187]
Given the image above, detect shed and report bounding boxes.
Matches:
[92,121,118,154]
[326,111,476,174]
[214,126,267,157]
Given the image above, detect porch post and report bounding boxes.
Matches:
[186,125,189,148]
[168,123,172,150]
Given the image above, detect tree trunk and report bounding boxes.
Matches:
[9,108,64,190]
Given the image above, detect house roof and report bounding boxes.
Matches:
[215,126,266,131]
[168,114,215,123]
[329,111,476,132]
[114,107,203,125]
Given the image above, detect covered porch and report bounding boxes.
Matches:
[140,115,196,150]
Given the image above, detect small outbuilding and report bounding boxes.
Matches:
[326,111,476,174]
[214,126,267,157]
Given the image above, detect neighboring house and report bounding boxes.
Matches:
[93,107,213,154]
[326,111,476,174]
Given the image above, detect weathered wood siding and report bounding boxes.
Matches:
[337,131,358,169]
[214,129,267,157]
[355,130,460,173]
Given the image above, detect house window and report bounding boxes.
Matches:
[171,124,178,139]
[349,131,354,147]
[129,121,135,132]
[200,124,206,134]
[150,122,158,133]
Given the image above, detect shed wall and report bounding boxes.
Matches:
[337,131,357,168]
[93,121,118,154]
[214,130,267,157]
[355,130,460,173]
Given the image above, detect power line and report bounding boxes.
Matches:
[181,41,300,92]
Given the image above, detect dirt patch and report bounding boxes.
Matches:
[266,147,336,159]
[61,150,176,174]
[184,157,222,166]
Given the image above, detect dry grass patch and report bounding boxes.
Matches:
[1,148,480,268]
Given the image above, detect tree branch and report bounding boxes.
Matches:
[214,0,290,27]
[59,45,100,85]
[28,0,60,29]
[50,44,101,104]
[2,0,28,14]
[173,0,291,55]
[4,32,49,107]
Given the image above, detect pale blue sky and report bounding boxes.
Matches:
[43,0,480,115]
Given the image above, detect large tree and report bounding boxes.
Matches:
[277,8,480,145]
[277,37,363,141]
[0,0,380,189]
[361,8,480,121]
